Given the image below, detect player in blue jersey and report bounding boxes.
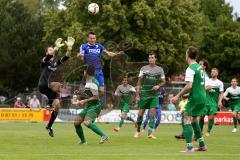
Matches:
[142,87,166,132]
[77,32,119,104]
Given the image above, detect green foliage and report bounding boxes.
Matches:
[1,0,240,96]
[0,0,44,96]
[43,0,203,79]
[199,0,240,81]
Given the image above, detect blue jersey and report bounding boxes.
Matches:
[80,43,105,70]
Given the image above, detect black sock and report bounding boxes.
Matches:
[47,111,58,128]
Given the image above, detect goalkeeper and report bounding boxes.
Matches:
[38,37,75,137]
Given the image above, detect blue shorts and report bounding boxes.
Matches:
[94,70,105,86]
[146,104,163,118]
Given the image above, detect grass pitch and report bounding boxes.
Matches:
[0,122,239,160]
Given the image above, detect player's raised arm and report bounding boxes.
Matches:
[77,44,85,61]
[104,50,117,57]
[104,50,124,57]
[53,38,65,51]
[58,37,75,65]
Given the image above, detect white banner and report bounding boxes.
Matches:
[56,109,182,124]
[96,110,181,124]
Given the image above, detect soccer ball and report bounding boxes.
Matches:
[88,3,99,14]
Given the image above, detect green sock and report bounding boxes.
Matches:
[192,121,206,147]
[126,116,135,122]
[181,114,184,135]
[119,117,124,128]
[191,121,200,138]
[148,116,155,135]
[238,118,240,124]
[199,116,205,132]
[233,116,238,128]
[86,123,105,137]
[207,118,214,133]
[198,137,206,147]
[183,124,193,149]
[74,124,86,143]
[137,115,143,132]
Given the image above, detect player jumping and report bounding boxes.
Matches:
[113,75,137,132]
[74,65,109,144]
[77,32,119,104]
[172,47,207,152]
[38,37,75,137]
[134,53,165,139]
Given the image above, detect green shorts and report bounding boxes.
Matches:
[231,103,240,113]
[204,104,218,116]
[120,103,130,113]
[138,97,159,109]
[185,101,205,117]
[79,103,101,121]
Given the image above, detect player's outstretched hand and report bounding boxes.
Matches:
[54,38,65,51]
[65,37,75,51]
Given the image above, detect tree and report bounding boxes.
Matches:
[199,0,240,81]
[43,0,203,82]
[0,0,44,97]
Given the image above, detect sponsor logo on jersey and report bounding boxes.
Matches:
[48,66,57,71]
[88,48,101,54]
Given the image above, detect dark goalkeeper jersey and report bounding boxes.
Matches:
[38,55,69,87]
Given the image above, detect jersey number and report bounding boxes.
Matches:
[200,70,205,85]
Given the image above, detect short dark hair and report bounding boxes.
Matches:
[85,65,95,76]
[122,74,128,80]
[211,67,219,73]
[88,32,96,37]
[148,52,157,58]
[187,47,198,60]
[200,59,209,71]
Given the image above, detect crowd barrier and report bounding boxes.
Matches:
[0,108,237,125]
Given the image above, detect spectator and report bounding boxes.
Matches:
[14,97,25,108]
[167,94,176,111]
[71,95,79,108]
[29,95,41,109]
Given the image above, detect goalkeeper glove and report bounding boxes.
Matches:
[65,37,75,51]
[54,38,65,51]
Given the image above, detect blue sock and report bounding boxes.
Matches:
[99,96,104,105]
[154,118,160,129]
[143,119,149,130]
